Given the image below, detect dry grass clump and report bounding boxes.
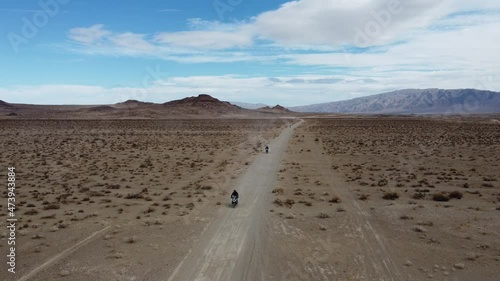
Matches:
[273,198,284,207]
[43,203,60,210]
[358,194,369,201]
[449,191,463,199]
[284,199,295,207]
[382,192,399,200]
[25,209,39,215]
[412,192,426,200]
[124,236,137,244]
[328,196,341,203]
[125,193,144,199]
[272,188,284,195]
[317,212,330,219]
[432,193,450,202]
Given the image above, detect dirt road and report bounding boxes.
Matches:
[157,121,301,281]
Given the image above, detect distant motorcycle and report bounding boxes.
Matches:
[265,146,269,154]
[231,195,239,208]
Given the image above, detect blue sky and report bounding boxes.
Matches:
[1,0,499,105]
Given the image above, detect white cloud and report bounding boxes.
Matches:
[154,29,253,49]
[68,24,111,45]
[253,0,448,47]
[22,0,500,105]
[109,32,156,52]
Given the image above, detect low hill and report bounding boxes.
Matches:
[231,102,268,109]
[290,89,500,114]
[0,95,295,119]
[163,94,245,115]
[114,100,155,109]
[257,105,293,114]
[0,100,14,109]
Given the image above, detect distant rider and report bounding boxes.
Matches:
[265,145,269,154]
[231,190,239,200]
[231,189,240,207]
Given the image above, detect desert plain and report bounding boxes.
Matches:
[0,115,499,281]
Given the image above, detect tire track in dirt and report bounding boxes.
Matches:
[17,225,111,281]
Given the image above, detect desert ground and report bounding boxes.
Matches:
[1,116,499,281]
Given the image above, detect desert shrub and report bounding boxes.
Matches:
[25,209,38,215]
[382,192,399,200]
[378,179,388,186]
[200,185,212,190]
[125,193,144,199]
[272,188,284,195]
[412,192,426,200]
[124,236,137,244]
[328,196,341,203]
[273,198,283,207]
[284,199,295,207]
[358,194,369,201]
[317,212,330,219]
[449,191,463,199]
[433,193,450,202]
[43,203,60,210]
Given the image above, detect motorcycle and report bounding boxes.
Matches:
[231,195,239,208]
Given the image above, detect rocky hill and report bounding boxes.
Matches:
[163,94,245,115]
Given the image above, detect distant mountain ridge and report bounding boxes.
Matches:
[231,102,268,109]
[290,89,500,114]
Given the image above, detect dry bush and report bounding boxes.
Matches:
[413,226,427,233]
[433,193,450,202]
[124,236,137,244]
[25,209,38,215]
[358,194,369,201]
[125,193,144,199]
[43,203,60,210]
[449,191,463,199]
[273,198,283,207]
[382,192,399,200]
[412,192,426,200]
[328,196,341,203]
[317,212,330,219]
[284,199,295,207]
[272,188,284,195]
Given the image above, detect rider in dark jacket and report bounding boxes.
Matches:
[231,190,239,199]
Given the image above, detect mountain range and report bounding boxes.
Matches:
[2,89,500,118]
[290,89,500,114]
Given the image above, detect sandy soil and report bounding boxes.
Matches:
[1,116,499,281]
[268,117,500,280]
[0,119,289,280]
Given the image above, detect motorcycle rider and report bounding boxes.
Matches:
[231,190,239,200]
[231,190,239,206]
[265,145,269,154]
